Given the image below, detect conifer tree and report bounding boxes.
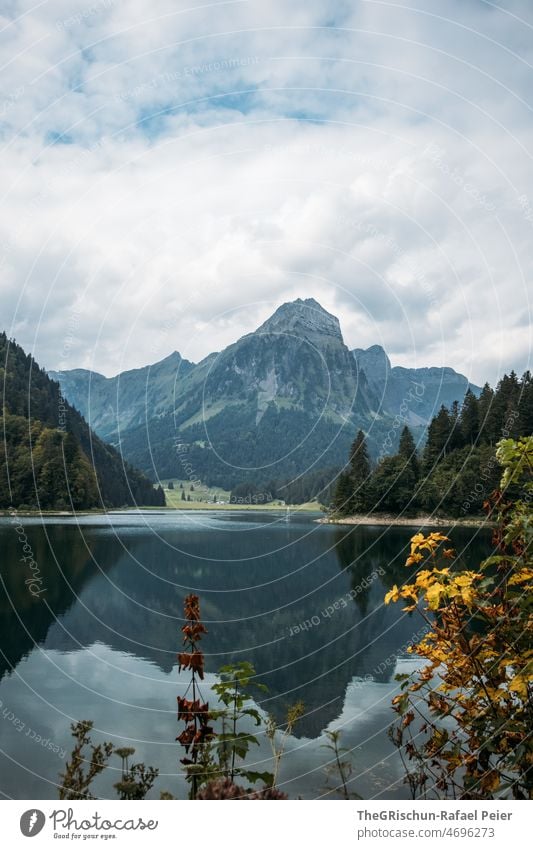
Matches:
[448,399,464,450]
[477,383,495,443]
[460,389,480,445]
[398,426,419,481]
[331,472,352,515]
[348,430,371,513]
[518,371,533,435]
[423,406,452,471]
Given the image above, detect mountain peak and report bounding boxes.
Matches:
[255,298,343,342]
[353,345,391,368]
[352,345,392,390]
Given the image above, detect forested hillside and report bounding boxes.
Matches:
[0,333,165,510]
[332,371,533,517]
[228,465,339,506]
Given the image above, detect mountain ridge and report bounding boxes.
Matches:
[352,344,479,427]
[48,299,480,486]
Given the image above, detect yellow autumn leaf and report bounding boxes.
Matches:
[410,533,425,546]
[453,574,475,587]
[400,586,419,602]
[424,647,447,663]
[428,532,450,544]
[426,582,446,609]
[415,569,433,588]
[481,770,500,793]
[508,673,530,700]
[460,587,476,605]
[384,585,401,605]
[484,686,507,701]
[449,573,481,605]
[406,552,424,566]
[508,569,533,585]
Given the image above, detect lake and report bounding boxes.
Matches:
[0,510,493,800]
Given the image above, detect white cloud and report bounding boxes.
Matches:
[0,0,531,385]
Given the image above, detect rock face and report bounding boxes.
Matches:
[255,297,343,343]
[194,298,374,426]
[352,345,392,395]
[352,347,478,427]
[50,299,479,486]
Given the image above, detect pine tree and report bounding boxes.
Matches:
[460,389,480,445]
[398,426,419,481]
[423,406,452,471]
[477,383,495,443]
[448,399,464,450]
[481,374,519,444]
[348,430,371,513]
[518,371,533,435]
[369,455,418,514]
[331,472,352,515]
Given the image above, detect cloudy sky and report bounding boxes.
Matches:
[1,0,532,384]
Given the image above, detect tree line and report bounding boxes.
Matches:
[332,371,533,517]
[229,465,339,506]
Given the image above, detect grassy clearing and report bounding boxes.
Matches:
[160,480,322,511]
[164,499,322,511]
[162,479,231,507]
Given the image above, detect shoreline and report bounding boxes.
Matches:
[318,513,492,529]
[0,505,489,527]
[0,503,323,518]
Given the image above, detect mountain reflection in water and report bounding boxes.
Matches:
[0,511,492,799]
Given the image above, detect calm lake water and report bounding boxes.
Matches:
[0,510,493,800]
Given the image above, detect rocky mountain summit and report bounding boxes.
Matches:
[50,299,479,486]
[254,297,343,343]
